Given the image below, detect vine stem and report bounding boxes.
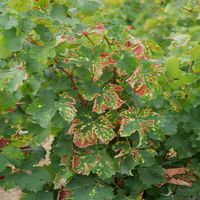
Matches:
[57,67,87,106]
[181,6,193,12]
[28,35,44,48]
[84,34,95,45]
[113,67,117,83]
[103,34,111,49]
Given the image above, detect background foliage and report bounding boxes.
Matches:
[0,0,200,199]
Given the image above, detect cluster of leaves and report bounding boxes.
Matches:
[0,0,200,199]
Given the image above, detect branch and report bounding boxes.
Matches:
[113,67,117,83]
[57,67,87,106]
[103,34,111,49]
[84,34,95,45]
[181,6,193,12]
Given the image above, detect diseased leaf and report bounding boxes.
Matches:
[126,63,162,97]
[143,40,164,57]
[56,94,77,123]
[92,84,124,114]
[119,107,160,137]
[0,65,28,92]
[68,116,116,148]
[72,149,116,179]
[93,55,116,82]
[0,0,199,198]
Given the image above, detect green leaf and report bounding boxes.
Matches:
[67,176,114,200]
[14,167,51,192]
[164,57,182,79]
[0,28,22,59]
[56,94,77,123]
[8,0,34,12]
[1,146,25,166]
[165,134,194,158]
[192,58,200,73]
[34,0,49,10]
[138,165,165,187]
[160,113,177,135]
[50,4,69,24]
[0,14,18,30]
[26,90,57,128]
[124,177,146,198]
[79,81,101,101]
[0,154,9,173]
[191,44,200,60]
[0,65,27,92]
[120,155,139,176]
[118,53,138,74]
[23,191,54,200]
[0,91,18,111]
[76,0,101,16]
[29,46,56,64]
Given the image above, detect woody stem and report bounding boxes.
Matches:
[57,67,86,106]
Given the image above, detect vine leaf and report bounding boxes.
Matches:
[0,65,28,92]
[0,154,9,173]
[113,141,157,175]
[138,165,165,187]
[143,40,163,58]
[126,64,162,97]
[132,42,145,59]
[56,94,77,123]
[76,0,102,16]
[68,116,116,148]
[92,84,124,114]
[0,28,22,59]
[26,90,57,128]
[65,176,114,200]
[93,54,116,82]
[118,53,139,74]
[72,149,116,179]
[14,167,51,192]
[163,167,194,187]
[119,107,160,138]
